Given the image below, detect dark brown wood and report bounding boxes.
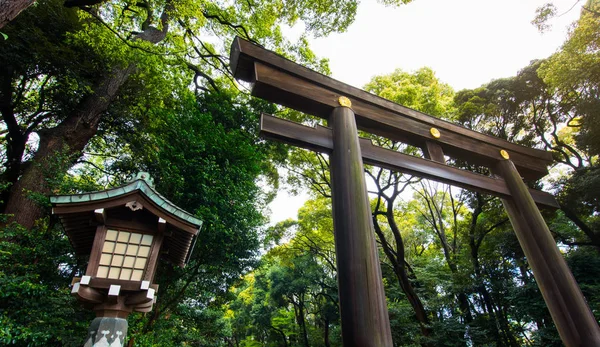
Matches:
[88,278,145,291]
[86,226,107,277]
[424,141,446,164]
[72,283,105,303]
[495,160,600,347]
[105,217,158,234]
[0,0,34,30]
[259,114,333,153]
[158,218,166,233]
[94,295,132,318]
[329,106,393,347]
[56,208,194,268]
[251,62,550,180]
[231,38,553,180]
[232,37,599,347]
[132,301,154,313]
[145,232,164,282]
[260,113,559,209]
[95,208,106,223]
[125,289,154,305]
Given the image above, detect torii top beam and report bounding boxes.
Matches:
[230,37,553,181]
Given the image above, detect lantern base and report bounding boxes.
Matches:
[84,316,128,347]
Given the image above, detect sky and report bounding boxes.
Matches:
[268,0,584,224]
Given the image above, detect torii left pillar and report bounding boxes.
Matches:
[329,99,393,346]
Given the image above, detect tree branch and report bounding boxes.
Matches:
[202,11,255,43]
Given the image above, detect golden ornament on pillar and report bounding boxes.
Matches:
[338,96,352,108]
[430,128,441,139]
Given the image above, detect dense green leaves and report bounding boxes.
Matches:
[222,8,600,346]
[0,221,91,346]
[1,0,599,346]
[225,196,339,346]
[0,0,371,343]
[364,67,455,119]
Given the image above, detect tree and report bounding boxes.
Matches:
[0,221,91,346]
[455,56,600,251]
[225,197,340,347]
[452,13,600,338]
[538,2,600,249]
[362,67,456,344]
[0,0,175,227]
[280,67,458,344]
[0,82,281,346]
[0,0,415,344]
[0,0,371,229]
[0,0,33,29]
[111,90,290,345]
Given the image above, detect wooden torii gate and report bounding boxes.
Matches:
[229,37,600,347]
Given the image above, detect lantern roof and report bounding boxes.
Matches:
[51,173,202,267]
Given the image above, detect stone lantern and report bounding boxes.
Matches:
[50,173,202,347]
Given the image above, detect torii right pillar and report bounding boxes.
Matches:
[495,159,600,346]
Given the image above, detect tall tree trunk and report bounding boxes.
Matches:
[421,187,473,324]
[468,194,505,345]
[496,302,519,347]
[1,4,170,228]
[456,293,472,323]
[270,326,288,347]
[0,0,34,29]
[3,64,135,228]
[372,211,432,343]
[297,299,310,347]
[560,204,600,250]
[323,316,330,347]
[0,65,28,208]
[472,244,506,346]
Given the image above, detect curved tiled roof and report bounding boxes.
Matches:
[50,176,203,229]
[51,174,203,267]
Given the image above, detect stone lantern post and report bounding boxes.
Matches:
[50,173,202,346]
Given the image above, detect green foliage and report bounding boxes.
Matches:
[115,91,281,269]
[0,0,377,342]
[0,0,419,344]
[0,222,91,346]
[90,90,288,345]
[455,46,600,248]
[224,197,339,346]
[1,0,600,345]
[539,7,600,157]
[454,61,545,146]
[0,0,110,148]
[532,3,557,32]
[262,16,600,345]
[364,67,455,119]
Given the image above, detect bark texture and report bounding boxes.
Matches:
[0,0,34,29]
[2,3,170,228]
[3,64,136,228]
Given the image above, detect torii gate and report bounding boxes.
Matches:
[229,37,600,347]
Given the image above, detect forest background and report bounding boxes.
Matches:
[0,0,599,346]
